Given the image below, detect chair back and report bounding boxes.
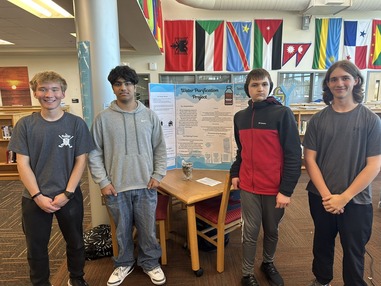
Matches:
[194,173,241,273]
[195,173,241,229]
[218,173,241,227]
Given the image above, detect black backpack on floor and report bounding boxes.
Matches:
[83,224,113,260]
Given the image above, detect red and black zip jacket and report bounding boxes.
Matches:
[230,97,302,197]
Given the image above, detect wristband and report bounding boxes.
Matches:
[31,192,42,199]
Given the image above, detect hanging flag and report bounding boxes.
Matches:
[369,19,381,69]
[253,19,283,70]
[137,0,149,18]
[146,0,154,32]
[153,0,164,52]
[226,21,252,72]
[343,20,371,69]
[195,20,224,71]
[312,18,342,69]
[282,43,311,67]
[164,20,194,71]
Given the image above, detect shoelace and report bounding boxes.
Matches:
[264,264,278,274]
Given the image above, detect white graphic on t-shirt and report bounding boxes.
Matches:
[58,133,74,148]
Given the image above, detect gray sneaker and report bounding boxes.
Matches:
[309,279,331,286]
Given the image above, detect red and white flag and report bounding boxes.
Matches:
[282,43,311,67]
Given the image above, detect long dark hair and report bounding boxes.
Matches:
[322,60,364,105]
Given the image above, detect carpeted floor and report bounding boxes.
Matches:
[1,171,381,285]
[0,176,91,286]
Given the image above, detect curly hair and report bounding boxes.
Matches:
[29,71,67,92]
[322,60,364,105]
[107,65,139,86]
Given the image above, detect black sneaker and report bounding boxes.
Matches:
[241,274,259,286]
[260,262,284,286]
[67,278,89,286]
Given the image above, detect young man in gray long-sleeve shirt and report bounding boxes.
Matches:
[88,65,167,286]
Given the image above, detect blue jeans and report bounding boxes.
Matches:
[105,188,161,271]
[22,187,85,286]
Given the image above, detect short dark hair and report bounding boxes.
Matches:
[322,60,364,105]
[244,68,274,97]
[107,65,139,85]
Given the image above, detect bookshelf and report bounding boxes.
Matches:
[291,103,381,169]
[0,112,31,180]
[0,105,70,180]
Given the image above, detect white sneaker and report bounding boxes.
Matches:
[107,265,135,286]
[144,266,166,285]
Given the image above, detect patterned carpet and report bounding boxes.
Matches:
[0,177,91,286]
[1,172,381,285]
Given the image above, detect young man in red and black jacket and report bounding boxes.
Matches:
[230,68,301,286]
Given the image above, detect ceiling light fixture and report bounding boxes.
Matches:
[0,39,14,45]
[7,0,74,18]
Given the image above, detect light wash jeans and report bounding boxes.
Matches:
[105,188,161,271]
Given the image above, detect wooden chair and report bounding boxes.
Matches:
[194,173,241,273]
[107,193,170,265]
[156,194,170,265]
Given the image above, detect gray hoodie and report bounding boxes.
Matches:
[88,100,167,192]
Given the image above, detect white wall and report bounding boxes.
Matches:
[1,0,381,115]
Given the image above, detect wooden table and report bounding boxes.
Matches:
[158,168,228,276]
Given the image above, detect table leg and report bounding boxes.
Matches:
[186,204,203,276]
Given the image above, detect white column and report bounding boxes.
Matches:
[73,0,120,226]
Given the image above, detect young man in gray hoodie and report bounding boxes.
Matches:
[88,65,167,286]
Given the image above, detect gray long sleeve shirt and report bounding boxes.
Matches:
[88,100,167,192]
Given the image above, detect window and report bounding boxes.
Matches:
[278,72,325,104]
[159,72,325,104]
[137,74,150,107]
[159,73,248,84]
[159,74,195,84]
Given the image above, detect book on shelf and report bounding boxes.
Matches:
[299,120,309,135]
[6,150,16,164]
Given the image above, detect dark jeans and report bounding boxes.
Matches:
[308,192,372,286]
[22,187,85,286]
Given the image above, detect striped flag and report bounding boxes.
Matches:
[226,21,252,72]
[312,18,342,69]
[164,20,194,71]
[369,19,381,69]
[253,19,283,70]
[195,20,224,71]
[343,20,371,69]
[153,0,164,52]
